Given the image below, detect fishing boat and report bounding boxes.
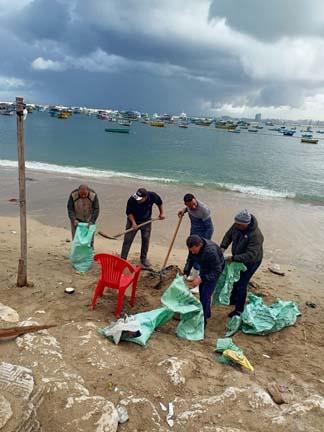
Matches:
[150,121,165,127]
[301,133,313,138]
[248,128,258,133]
[192,118,213,126]
[228,128,241,133]
[178,121,188,128]
[301,137,318,144]
[105,127,130,134]
[118,119,131,127]
[58,111,70,119]
[282,129,295,136]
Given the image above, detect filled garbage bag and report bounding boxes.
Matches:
[121,307,174,346]
[161,274,204,341]
[213,262,246,305]
[241,293,301,335]
[69,223,96,272]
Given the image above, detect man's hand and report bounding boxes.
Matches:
[132,223,138,230]
[178,209,185,218]
[225,255,233,263]
[73,220,79,227]
[159,213,165,220]
[187,277,202,288]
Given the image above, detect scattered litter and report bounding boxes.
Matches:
[215,337,253,371]
[160,402,167,411]
[268,264,285,276]
[306,301,317,309]
[263,354,271,359]
[223,349,254,372]
[267,382,294,404]
[116,404,129,424]
[64,287,75,294]
[106,381,114,390]
[166,402,174,427]
[35,310,46,314]
[10,230,17,234]
[8,198,17,202]
[241,293,301,335]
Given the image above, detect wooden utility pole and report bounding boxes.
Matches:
[16,96,27,287]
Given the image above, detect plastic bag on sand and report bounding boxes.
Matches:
[241,293,301,335]
[225,315,242,337]
[215,337,243,365]
[215,337,253,371]
[161,274,204,341]
[122,307,174,346]
[102,274,204,346]
[213,262,246,305]
[69,223,96,272]
[98,315,141,344]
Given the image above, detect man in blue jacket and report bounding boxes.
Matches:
[184,235,224,327]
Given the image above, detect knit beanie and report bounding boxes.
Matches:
[234,209,251,224]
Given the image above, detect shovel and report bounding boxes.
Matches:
[99,217,161,240]
[149,214,184,288]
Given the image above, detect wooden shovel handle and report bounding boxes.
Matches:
[99,217,161,239]
[161,214,183,269]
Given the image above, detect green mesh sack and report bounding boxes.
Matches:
[161,274,204,341]
[241,293,301,335]
[213,262,246,305]
[69,223,96,272]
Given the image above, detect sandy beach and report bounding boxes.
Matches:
[1,167,324,431]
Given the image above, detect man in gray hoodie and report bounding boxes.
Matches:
[220,209,264,317]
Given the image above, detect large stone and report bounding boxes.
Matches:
[0,363,34,400]
[0,304,19,323]
[0,395,12,429]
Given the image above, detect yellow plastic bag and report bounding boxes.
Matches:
[223,349,254,372]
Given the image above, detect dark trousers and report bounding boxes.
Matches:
[230,260,262,313]
[199,279,217,323]
[121,220,151,261]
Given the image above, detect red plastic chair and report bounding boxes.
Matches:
[91,253,141,318]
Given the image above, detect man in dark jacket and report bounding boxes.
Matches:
[184,235,225,326]
[67,184,99,239]
[121,188,165,268]
[220,209,264,317]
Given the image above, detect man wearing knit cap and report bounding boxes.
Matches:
[220,209,264,317]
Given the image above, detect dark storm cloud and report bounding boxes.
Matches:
[208,0,324,41]
[1,0,324,117]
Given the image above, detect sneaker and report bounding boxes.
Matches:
[140,259,152,269]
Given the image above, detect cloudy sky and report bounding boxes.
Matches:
[1,0,324,119]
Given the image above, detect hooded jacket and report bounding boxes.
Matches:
[220,215,263,265]
[184,238,225,283]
